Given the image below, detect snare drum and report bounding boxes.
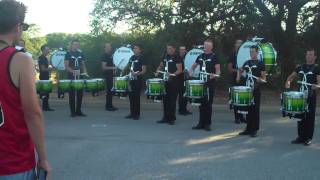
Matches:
[71,80,85,91]
[85,79,99,92]
[230,86,253,106]
[146,78,165,96]
[185,80,206,99]
[282,91,307,114]
[112,77,129,92]
[36,80,53,94]
[58,80,72,93]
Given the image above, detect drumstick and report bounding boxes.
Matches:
[297,81,320,88]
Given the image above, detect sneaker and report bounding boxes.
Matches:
[291,137,304,144]
[239,131,250,135]
[304,139,312,146]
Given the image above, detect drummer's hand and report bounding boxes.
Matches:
[209,73,216,79]
[38,159,52,176]
[188,70,193,77]
[311,84,319,90]
[285,81,290,89]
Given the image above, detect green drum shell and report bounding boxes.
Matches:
[282,91,307,114]
[259,43,276,74]
[36,80,53,94]
[147,78,165,96]
[71,80,85,91]
[185,80,206,99]
[86,79,99,91]
[113,77,129,92]
[230,86,253,106]
[58,80,71,93]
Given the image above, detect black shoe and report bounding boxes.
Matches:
[250,131,258,137]
[76,112,87,117]
[157,120,168,124]
[106,107,118,111]
[70,114,77,118]
[192,124,204,130]
[239,131,250,135]
[304,139,312,146]
[291,137,304,144]
[168,121,175,125]
[125,114,133,119]
[203,125,211,131]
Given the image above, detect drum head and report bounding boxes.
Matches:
[187,80,204,84]
[51,50,67,70]
[185,48,204,78]
[237,41,259,69]
[232,86,252,91]
[285,91,304,97]
[113,47,134,70]
[148,78,163,82]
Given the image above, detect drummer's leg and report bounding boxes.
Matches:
[105,77,114,109]
[252,88,261,132]
[163,82,169,120]
[69,89,76,115]
[135,80,142,117]
[76,89,83,113]
[305,93,316,140]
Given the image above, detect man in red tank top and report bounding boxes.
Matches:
[0,0,51,179]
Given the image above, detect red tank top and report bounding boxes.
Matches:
[0,47,36,175]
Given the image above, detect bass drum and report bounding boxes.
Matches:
[51,48,67,70]
[113,47,134,70]
[184,48,204,78]
[237,38,277,75]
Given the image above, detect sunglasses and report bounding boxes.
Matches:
[22,23,29,31]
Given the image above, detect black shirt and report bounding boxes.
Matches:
[228,51,238,83]
[242,59,265,88]
[65,50,85,71]
[128,55,147,73]
[38,55,49,80]
[195,52,220,84]
[295,64,320,85]
[101,52,114,77]
[163,54,182,74]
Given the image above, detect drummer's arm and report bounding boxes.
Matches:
[173,63,182,76]
[137,65,147,76]
[64,60,74,73]
[189,63,198,75]
[102,62,116,71]
[81,61,88,74]
[236,68,244,82]
[227,63,236,74]
[285,72,298,88]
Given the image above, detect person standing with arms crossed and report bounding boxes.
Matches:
[0,0,51,178]
[102,43,118,111]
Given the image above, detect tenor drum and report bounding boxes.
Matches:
[58,80,72,93]
[95,78,106,91]
[71,80,85,91]
[185,80,206,99]
[146,78,165,96]
[237,38,277,75]
[282,91,307,114]
[36,80,53,94]
[112,77,129,92]
[230,86,253,106]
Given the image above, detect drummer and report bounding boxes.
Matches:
[228,39,246,124]
[38,44,54,111]
[156,43,183,125]
[123,44,147,120]
[101,43,118,111]
[64,39,89,117]
[285,48,319,146]
[237,45,266,137]
[178,45,192,115]
[189,39,221,131]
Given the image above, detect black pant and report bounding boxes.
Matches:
[246,88,261,133]
[105,76,114,108]
[40,93,50,109]
[163,79,178,121]
[129,79,142,117]
[230,76,245,121]
[297,91,317,140]
[198,84,215,126]
[69,89,83,114]
[178,78,188,113]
